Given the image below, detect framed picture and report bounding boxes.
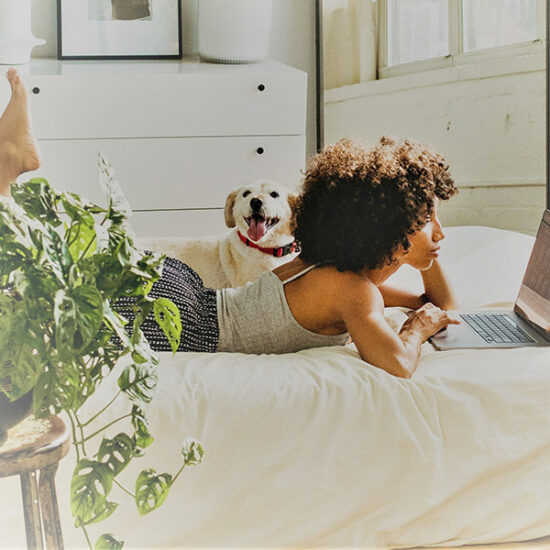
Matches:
[57,0,182,60]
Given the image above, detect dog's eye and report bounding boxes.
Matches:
[242,190,251,197]
[270,191,279,198]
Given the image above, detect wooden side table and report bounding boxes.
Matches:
[0,415,70,550]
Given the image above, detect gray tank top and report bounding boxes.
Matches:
[216,265,349,354]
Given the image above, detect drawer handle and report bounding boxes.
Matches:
[257,84,266,92]
[32,87,40,95]
[256,147,265,155]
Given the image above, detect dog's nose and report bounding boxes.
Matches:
[250,198,263,211]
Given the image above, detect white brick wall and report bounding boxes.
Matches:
[324,52,546,235]
[438,185,546,235]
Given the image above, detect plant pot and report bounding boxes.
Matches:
[198,0,273,64]
[0,391,33,446]
[0,0,45,64]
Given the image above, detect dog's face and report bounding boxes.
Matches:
[224,180,297,244]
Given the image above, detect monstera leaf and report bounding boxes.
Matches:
[71,459,116,526]
[135,469,173,516]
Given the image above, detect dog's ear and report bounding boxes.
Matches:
[287,193,299,213]
[287,193,299,234]
[224,190,238,228]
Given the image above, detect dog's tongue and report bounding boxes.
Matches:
[247,218,266,242]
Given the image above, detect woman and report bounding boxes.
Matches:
[0,69,459,378]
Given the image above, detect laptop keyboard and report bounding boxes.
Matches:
[460,313,536,344]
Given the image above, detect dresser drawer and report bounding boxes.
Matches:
[19,61,307,139]
[34,135,305,210]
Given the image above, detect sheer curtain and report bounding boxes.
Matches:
[323,0,378,90]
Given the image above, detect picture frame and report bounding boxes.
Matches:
[57,0,182,60]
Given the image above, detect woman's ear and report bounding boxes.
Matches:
[224,190,238,228]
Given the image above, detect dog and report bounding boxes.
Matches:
[139,180,299,289]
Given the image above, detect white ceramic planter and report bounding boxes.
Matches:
[0,0,44,64]
[198,0,273,64]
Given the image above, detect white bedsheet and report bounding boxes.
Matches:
[1,226,550,549]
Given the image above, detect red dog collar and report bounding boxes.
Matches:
[237,231,299,257]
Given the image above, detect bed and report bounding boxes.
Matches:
[1,225,550,550]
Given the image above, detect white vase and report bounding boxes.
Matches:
[198,0,273,64]
[0,0,45,64]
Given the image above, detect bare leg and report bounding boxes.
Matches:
[0,69,41,197]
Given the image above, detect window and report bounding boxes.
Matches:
[462,0,536,52]
[379,0,544,77]
[387,0,449,66]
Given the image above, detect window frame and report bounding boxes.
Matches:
[377,0,546,79]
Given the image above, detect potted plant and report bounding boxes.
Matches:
[0,154,203,549]
[198,0,273,63]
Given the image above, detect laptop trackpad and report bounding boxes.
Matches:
[430,322,486,350]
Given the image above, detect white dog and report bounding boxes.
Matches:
[139,180,299,289]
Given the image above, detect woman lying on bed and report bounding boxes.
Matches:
[1,68,459,378]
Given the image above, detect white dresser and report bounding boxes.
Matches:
[4,58,307,237]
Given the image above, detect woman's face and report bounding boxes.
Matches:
[402,201,445,270]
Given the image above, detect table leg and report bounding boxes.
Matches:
[20,470,44,550]
[39,462,64,550]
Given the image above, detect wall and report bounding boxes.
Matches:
[324,52,546,235]
[30,0,318,158]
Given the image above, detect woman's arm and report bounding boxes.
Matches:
[340,279,459,378]
[379,259,459,311]
[419,258,458,310]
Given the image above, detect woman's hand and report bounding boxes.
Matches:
[400,302,460,342]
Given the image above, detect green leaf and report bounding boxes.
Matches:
[131,405,154,449]
[153,298,181,354]
[117,361,158,404]
[61,192,95,225]
[66,220,96,262]
[11,178,61,226]
[71,459,114,527]
[72,285,104,346]
[0,293,48,400]
[31,367,58,418]
[54,286,103,359]
[133,298,155,328]
[32,360,89,417]
[97,433,135,476]
[181,437,205,466]
[94,221,110,253]
[103,303,131,348]
[0,314,42,399]
[81,500,119,527]
[0,293,14,352]
[9,345,42,398]
[130,327,158,367]
[97,152,133,220]
[95,534,124,550]
[134,469,172,516]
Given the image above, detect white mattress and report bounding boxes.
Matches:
[1,226,549,550]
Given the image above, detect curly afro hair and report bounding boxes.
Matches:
[292,136,457,272]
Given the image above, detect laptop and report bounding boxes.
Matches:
[430,209,550,350]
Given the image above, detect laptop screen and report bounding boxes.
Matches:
[514,209,550,335]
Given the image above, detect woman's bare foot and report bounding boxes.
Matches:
[0,68,41,197]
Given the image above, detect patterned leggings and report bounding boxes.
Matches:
[113,256,219,353]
